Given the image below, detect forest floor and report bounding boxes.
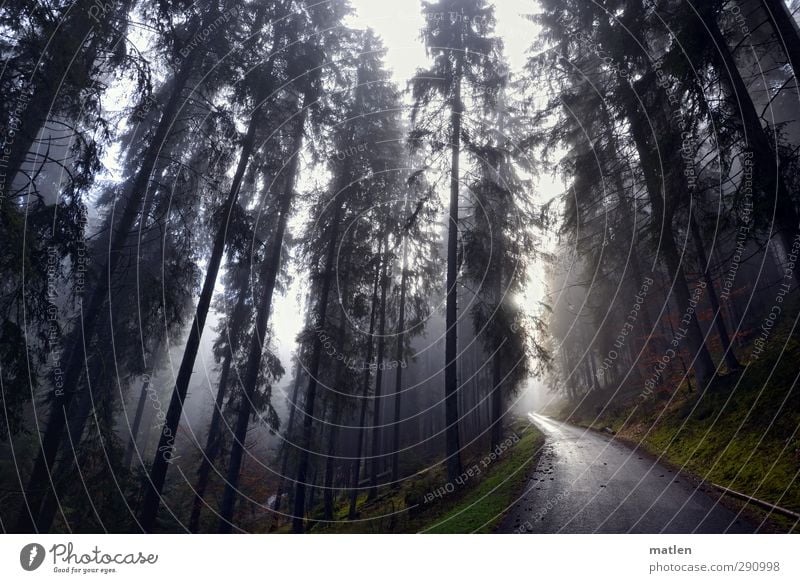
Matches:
[283,418,545,534]
[555,314,800,533]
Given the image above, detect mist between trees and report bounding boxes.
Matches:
[1,0,799,534]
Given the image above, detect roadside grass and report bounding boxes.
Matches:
[421,424,545,533]
[559,307,800,531]
[294,418,545,534]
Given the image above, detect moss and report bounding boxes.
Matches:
[310,419,545,534]
[560,310,800,528]
[421,426,545,533]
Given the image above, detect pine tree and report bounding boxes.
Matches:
[137,0,326,531]
[411,0,503,482]
[13,0,242,533]
[463,82,545,450]
[292,29,407,531]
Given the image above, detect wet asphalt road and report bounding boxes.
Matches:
[499,414,755,533]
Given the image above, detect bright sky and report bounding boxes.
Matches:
[345,0,537,84]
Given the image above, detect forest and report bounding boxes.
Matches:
[1,0,798,534]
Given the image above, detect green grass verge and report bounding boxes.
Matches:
[421,425,545,533]
[560,310,800,531]
[305,419,545,534]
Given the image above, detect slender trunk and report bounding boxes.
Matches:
[270,361,305,520]
[124,376,152,469]
[659,215,715,385]
[628,251,659,383]
[579,353,590,394]
[348,244,382,519]
[490,257,504,450]
[586,344,599,389]
[125,341,163,468]
[307,467,320,516]
[490,341,503,449]
[561,352,571,400]
[217,101,308,533]
[187,349,232,532]
[322,291,351,521]
[688,215,742,371]
[665,308,694,392]
[188,285,248,532]
[139,102,258,532]
[390,237,409,485]
[712,241,746,348]
[322,408,340,521]
[14,48,199,534]
[367,235,391,500]
[444,64,464,483]
[762,0,800,81]
[292,197,345,533]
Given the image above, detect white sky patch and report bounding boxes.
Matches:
[344,0,428,85]
[492,0,539,71]
[345,0,538,84]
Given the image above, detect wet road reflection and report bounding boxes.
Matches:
[499,414,754,533]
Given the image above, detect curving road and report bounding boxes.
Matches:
[500,414,755,533]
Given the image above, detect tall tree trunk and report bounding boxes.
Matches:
[217,100,308,533]
[444,63,464,483]
[270,361,304,521]
[188,348,232,532]
[124,384,150,468]
[627,250,659,383]
[762,0,800,81]
[586,344,599,390]
[14,48,200,534]
[188,285,249,532]
[292,196,345,533]
[618,80,716,386]
[139,105,258,532]
[348,243,382,519]
[367,235,391,501]
[703,8,800,282]
[390,237,409,485]
[307,467,320,518]
[665,306,695,392]
[490,256,504,450]
[322,406,341,521]
[490,340,504,449]
[688,215,742,371]
[124,375,153,469]
[139,3,291,530]
[322,292,351,521]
